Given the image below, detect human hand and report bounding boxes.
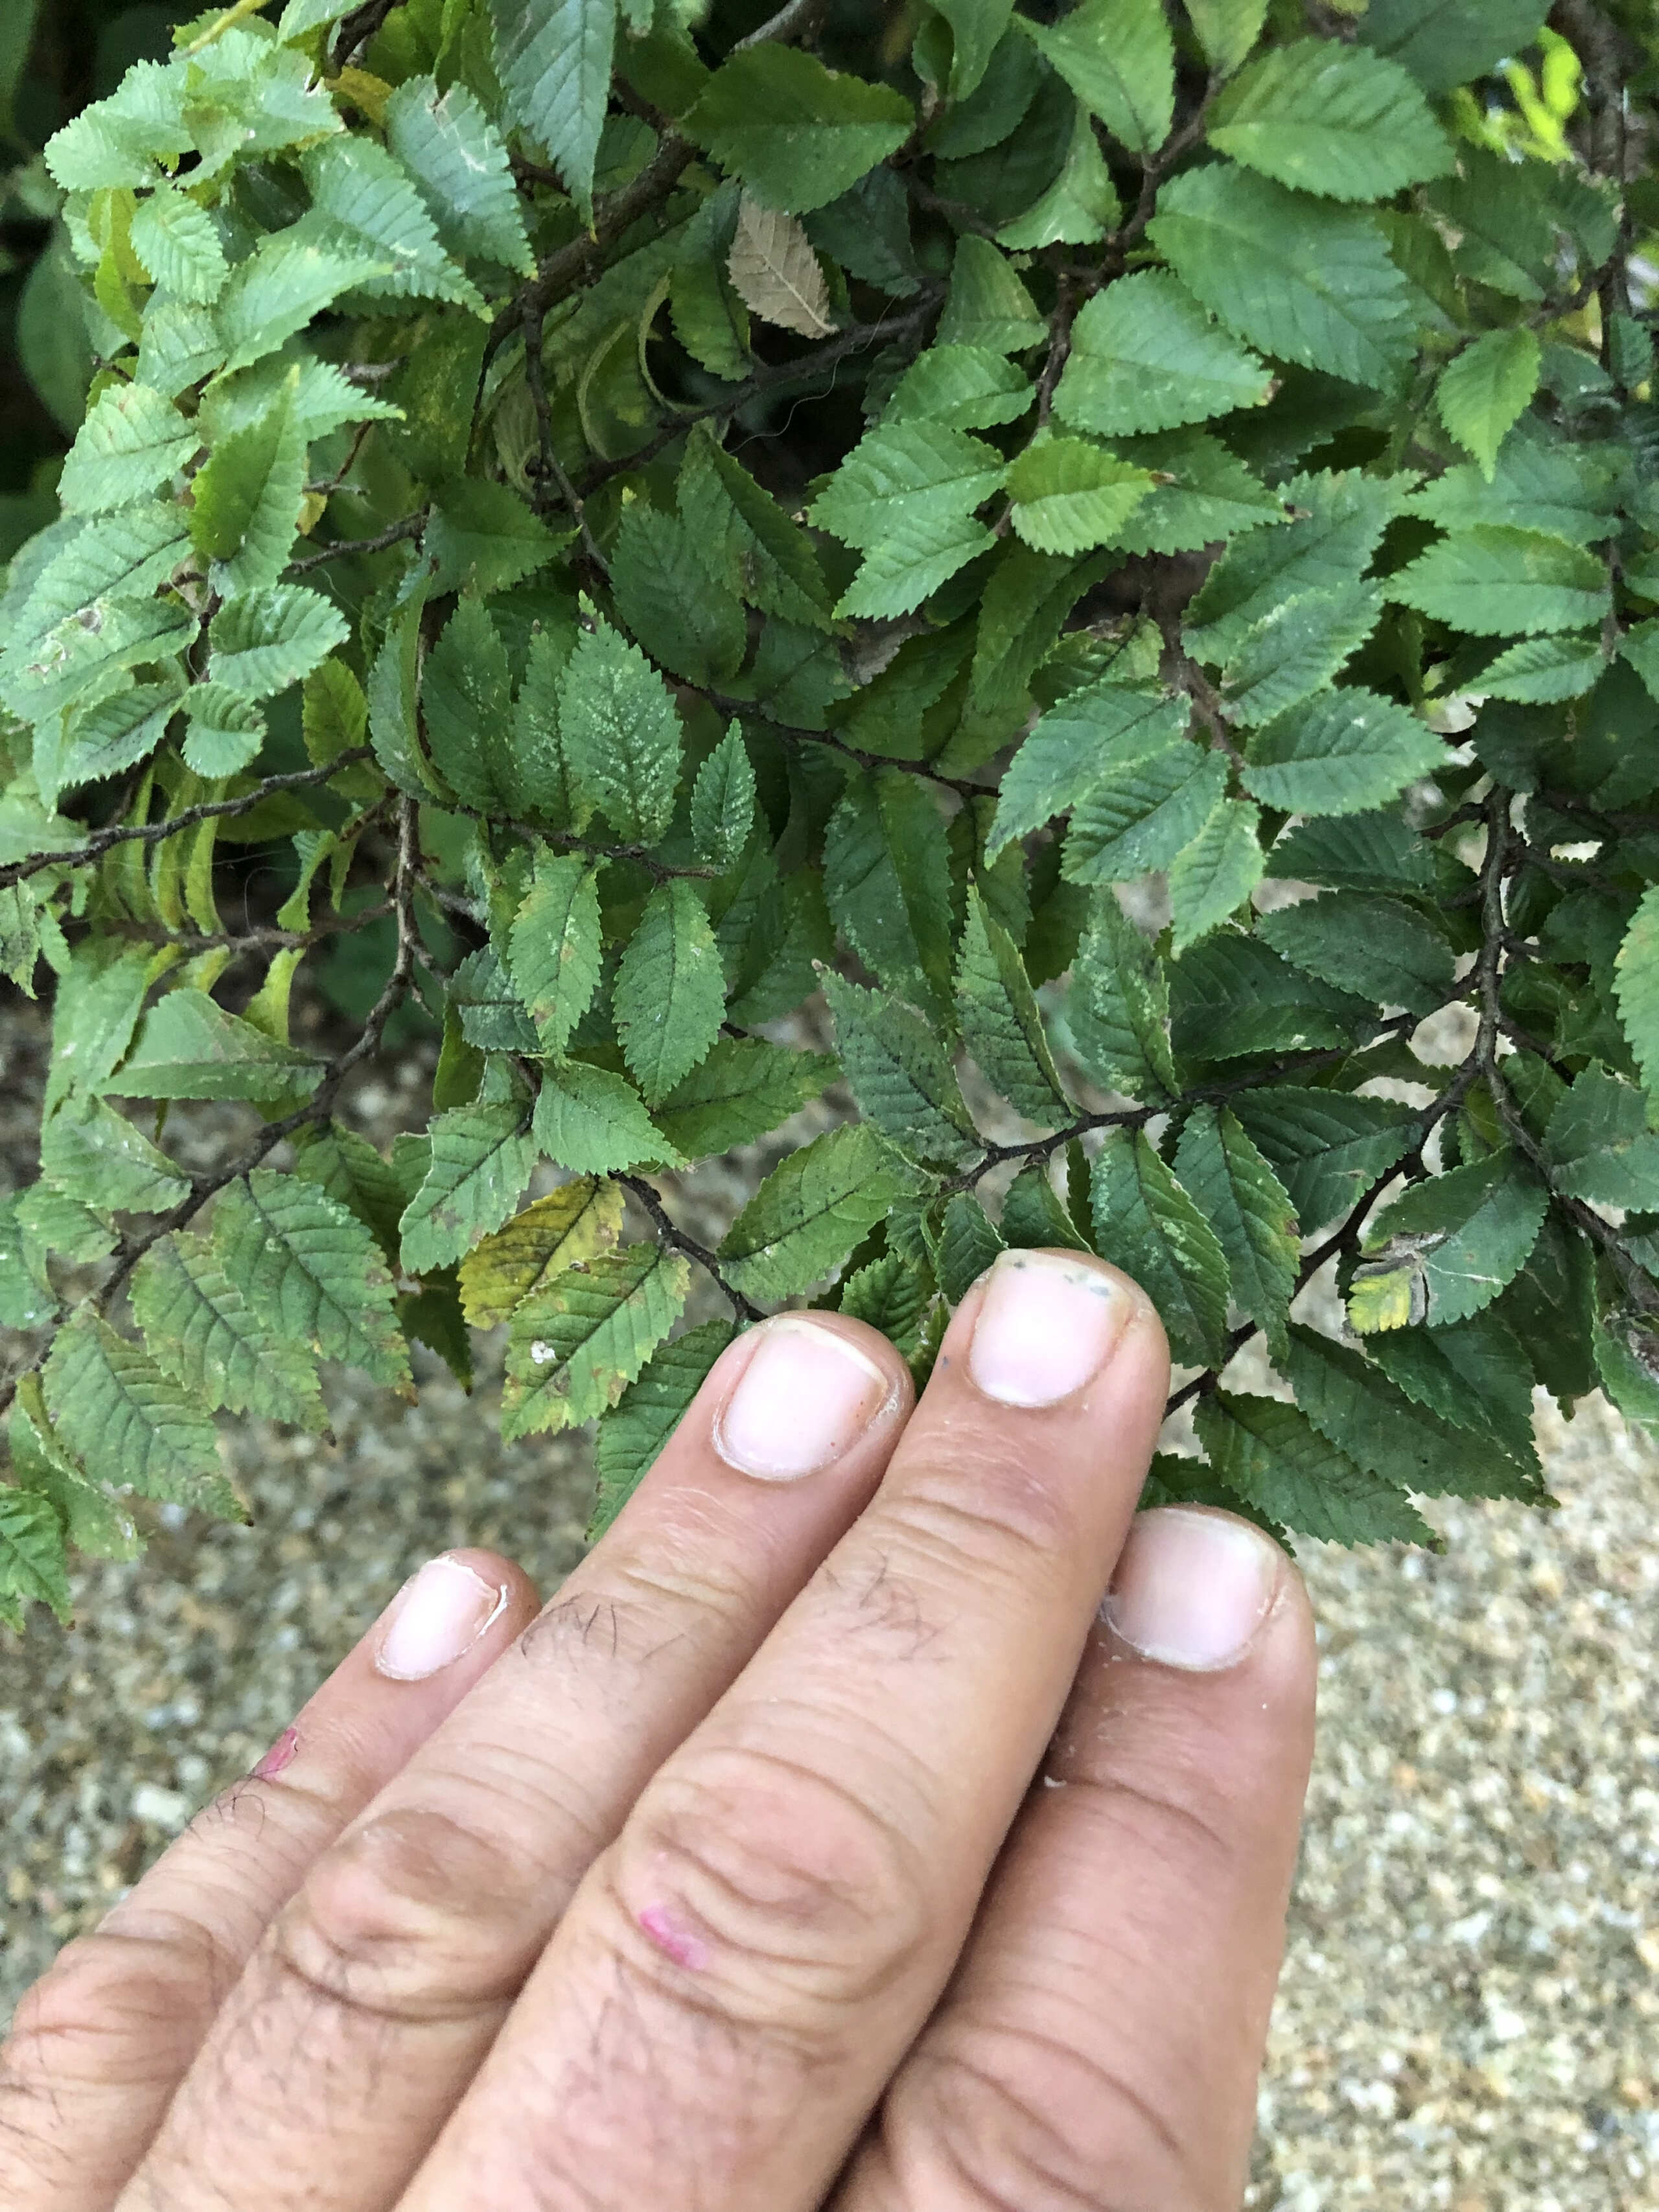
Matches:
[2,1249,1316,2211]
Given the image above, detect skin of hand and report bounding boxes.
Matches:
[0,1247,1316,2212]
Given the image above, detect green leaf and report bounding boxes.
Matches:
[1364,1309,1540,1471]
[683,47,912,215]
[1194,1391,1435,1547]
[1592,1313,1659,1432]
[809,421,1004,619]
[190,373,307,597]
[935,1191,1005,1303]
[886,347,1034,435]
[653,1037,833,1159]
[1174,1106,1299,1360]
[1266,808,1435,897]
[490,0,616,223]
[1259,892,1453,1017]
[1231,1086,1417,1228]
[929,0,1014,100]
[955,885,1070,1126]
[1406,424,1619,547]
[44,62,188,192]
[532,1059,677,1176]
[1242,690,1443,817]
[39,1095,189,1215]
[45,1310,238,1520]
[1478,633,1607,704]
[213,1167,412,1389]
[1435,328,1542,482]
[935,234,1045,355]
[1089,1128,1231,1367]
[102,988,323,1103]
[611,504,746,686]
[426,480,559,598]
[1185,0,1268,76]
[215,231,391,378]
[399,1101,537,1275]
[678,430,835,631]
[719,1124,915,1302]
[1185,469,1400,661]
[1054,270,1272,437]
[51,679,186,806]
[822,970,980,1166]
[1217,578,1386,727]
[988,682,1189,861]
[181,682,266,778]
[613,878,727,1104]
[423,596,514,812]
[208,585,350,699]
[508,626,581,830]
[58,383,198,516]
[1543,1064,1659,1208]
[385,73,534,275]
[1001,1163,1091,1252]
[824,768,957,1021]
[995,99,1120,249]
[129,179,229,303]
[501,1240,690,1440]
[130,1231,326,1430]
[1109,428,1282,555]
[1284,1322,1540,1503]
[0,1489,73,1630]
[1166,798,1265,954]
[1362,1152,1549,1327]
[1387,526,1608,637]
[690,724,756,871]
[507,851,603,1055]
[1358,0,1549,97]
[556,614,682,843]
[1063,738,1228,885]
[299,134,480,308]
[1207,38,1452,201]
[590,1318,736,1539]
[1148,163,1415,390]
[1067,889,1177,1099]
[1017,0,1174,154]
[1005,437,1155,555]
[458,1177,627,1327]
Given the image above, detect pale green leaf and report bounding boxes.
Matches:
[719,1124,915,1302]
[385,73,534,275]
[0,1489,73,1629]
[1208,38,1452,200]
[1062,739,1228,885]
[130,1231,326,1429]
[58,383,198,516]
[1054,270,1272,438]
[1387,526,1608,636]
[490,0,616,223]
[1006,437,1155,555]
[507,850,602,1056]
[45,1310,239,1519]
[102,988,323,1103]
[501,1241,690,1439]
[1217,578,1385,727]
[1435,327,1542,480]
[1067,890,1178,1100]
[39,1095,189,1215]
[129,179,228,304]
[955,885,1070,1126]
[1166,797,1265,953]
[556,614,682,843]
[532,1059,679,1176]
[182,682,266,779]
[935,233,1045,354]
[299,134,480,310]
[207,585,350,699]
[1017,0,1174,154]
[423,596,513,813]
[988,683,1189,861]
[613,879,727,1104]
[1614,885,1659,1102]
[1090,1127,1231,1366]
[190,372,308,597]
[690,724,756,870]
[213,1167,412,1388]
[216,231,391,378]
[400,1100,538,1275]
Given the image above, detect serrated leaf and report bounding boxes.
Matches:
[191,373,308,596]
[1149,163,1415,390]
[294,1121,420,1264]
[1090,1127,1230,1367]
[1174,1105,1299,1360]
[1358,0,1549,97]
[824,768,956,1021]
[839,1250,935,1352]
[301,134,481,309]
[1110,428,1282,557]
[533,1059,677,1176]
[423,596,513,812]
[1001,1162,1090,1252]
[612,506,746,686]
[1362,1152,1548,1327]
[39,1095,189,1215]
[690,725,756,871]
[1208,38,1452,201]
[823,970,979,1167]
[458,1177,626,1327]
[1406,423,1619,546]
[207,585,350,699]
[215,231,391,377]
[1365,1309,1539,1470]
[1388,525,1608,636]
[935,1192,1005,1303]
[1218,578,1385,727]
[677,428,835,632]
[130,1231,326,1429]
[1185,469,1400,661]
[1017,0,1173,154]
[1259,891,1453,1017]
[726,196,833,339]
[58,383,198,515]
[556,614,682,843]
[0,1488,73,1629]
[213,1167,411,1388]
[1166,798,1265,954]
[1194,1391,1434,1547]
[810,420,1005,620]
[1612,885,1659,1100]
[955,885,1069,1126]
[501,1240,690,1440]
[385,73,533,275]
[180,682,266,780]
[426,480,559,598]
[506,625,580,830]
[590,1318,736,1539]
[44,61,189,192]
[1231,1086,1417,1229]
[1435,327,1542,480]
[995,98,1120,250]
[988,682,1188,861]
[1543,1064,1659,1208]
[612,879,727,1106]
[1063,738,1228,885]
[102,988,323,1103]
[1055,270,1273,437]
[1242,689,1443,817]
[1183,0,1268,76]
[1006,437,1155,555]
[885,345,1034,434]
[507,851,602,1055]
[51,678,185,806]
[1067,890,1177,1100]
[684,46,912,215]
[1266,808,1436,897]
[45,1310,239,1519]
[935,233,1045,355]
[399,1100,537,1276]
[1477,632,1607,703]
[653,1037,835,1158]
[719,1124,915,1302]
[490,0,614,222]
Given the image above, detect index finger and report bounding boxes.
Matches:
[400,1248,1171,2212]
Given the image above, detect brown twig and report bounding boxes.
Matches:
[617,1174,764,1323]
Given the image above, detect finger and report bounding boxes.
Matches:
[404,1248,1172,2212]
[126,1312,912,2212]
[0,1546,537,2212]
[839,1508,1317,2212]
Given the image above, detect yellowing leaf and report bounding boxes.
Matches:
[458,1178,627,1327]
[727,194,833,338]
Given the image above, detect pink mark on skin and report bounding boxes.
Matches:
[251,1727,299,1781]
[638,1903,708,1971]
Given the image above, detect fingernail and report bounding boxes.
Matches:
[715,1316,890,1480]
[967,1248,1131,1407]
[375,1555,509,1681]
[1102,1508,1281,1671]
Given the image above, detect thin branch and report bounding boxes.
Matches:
[0,750,378,892]
[733,0,826,49]
[108,901,394,957]
[286,510,427,576]
[618,1174,764,1323]
[523,301,607,572]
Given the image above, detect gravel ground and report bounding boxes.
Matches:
[3,1003,1658,2208]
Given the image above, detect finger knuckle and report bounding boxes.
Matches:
[881,1464,1082,1589]
[1,1925,207,2095]
[607,1740,933,2048]
[271,1802,533,2024]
